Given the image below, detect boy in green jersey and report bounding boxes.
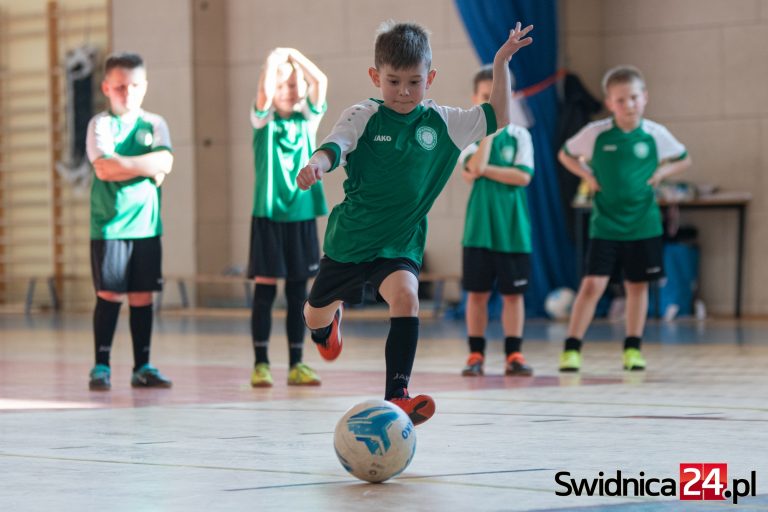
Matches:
[86,53,173,390]
[558,66,691,373]
[296,22,534,425]
[247,48,328,388]
[459,65,535,378]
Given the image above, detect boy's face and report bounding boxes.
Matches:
[273,63,302,114]
[472,79,492,106]
[102,66,147,115]
[605,79,648,127]
[369,63,436,114]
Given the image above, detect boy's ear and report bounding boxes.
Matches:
[101,80,110,96]
[425,69,437,89]
[368,67,380,87]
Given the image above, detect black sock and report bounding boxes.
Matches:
[93,297,122,367]
[285,280,307,367]
[468,336,486,355]
[384,317,419,400]
[564,337,582,352]
[251,284,276,364]
[129,304,153,371]
[624,336,642,350]
[308,304,333,344]
[505,336,522,355]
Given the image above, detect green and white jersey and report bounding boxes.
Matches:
[317,99,496,265]
[250,99,328,221]
[462,124,534,253]
[86,109,172,240]
[563,118,687,241]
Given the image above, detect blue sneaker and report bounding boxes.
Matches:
[131,364,173,388]
[89,364,111,391]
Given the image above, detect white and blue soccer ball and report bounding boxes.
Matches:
[545,287,576,320]
[333,399,416,483]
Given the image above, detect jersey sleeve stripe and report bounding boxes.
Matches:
[316,142,342,170]
[481,103,497,135]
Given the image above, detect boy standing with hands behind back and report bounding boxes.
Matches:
[558,65,691,373]
[297,22,533,425]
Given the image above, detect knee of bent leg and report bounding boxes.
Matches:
[389,286,419,316]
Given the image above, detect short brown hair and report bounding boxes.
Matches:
[104,52,144,74]
[472,64,493,93]
[374,21,432,70]
[602,65,645,95]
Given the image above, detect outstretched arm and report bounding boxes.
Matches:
[489,22,533,128]
[296,149,334,190]
[281,48,328,108]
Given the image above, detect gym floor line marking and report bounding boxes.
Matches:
[436,411,765,422]
[224,468,554,492]
[440,396,768,413]
[0,452,345,478]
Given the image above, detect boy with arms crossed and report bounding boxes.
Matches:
[86,53,173,390]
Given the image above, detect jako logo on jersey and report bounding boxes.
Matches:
[373,135,392,142]
[633,142,650,159]
[416,126,437,150]
[603,144,618,152]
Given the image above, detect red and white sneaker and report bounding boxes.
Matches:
[315,306,343,361]
[388,389,436,426]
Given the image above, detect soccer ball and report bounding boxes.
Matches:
[545,287,575,320]
[333,399,416,483]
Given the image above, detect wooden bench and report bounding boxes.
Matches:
[418,272,461,318]
[1,274,63,314]
[160,274,253,310]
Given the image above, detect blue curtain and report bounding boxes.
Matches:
[455,0,577,316]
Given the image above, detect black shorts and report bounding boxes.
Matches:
[90,236,163,293]
[462,247,531,295]
[586,237,665,282]
[247,217,320,280]
[307,256,420,308]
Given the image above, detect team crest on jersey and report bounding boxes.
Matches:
[416,126,437,150]
[135,128,153,146]
[633,141,650,159]
[501,145,515,163]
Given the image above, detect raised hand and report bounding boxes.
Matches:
[496,22,534,63]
